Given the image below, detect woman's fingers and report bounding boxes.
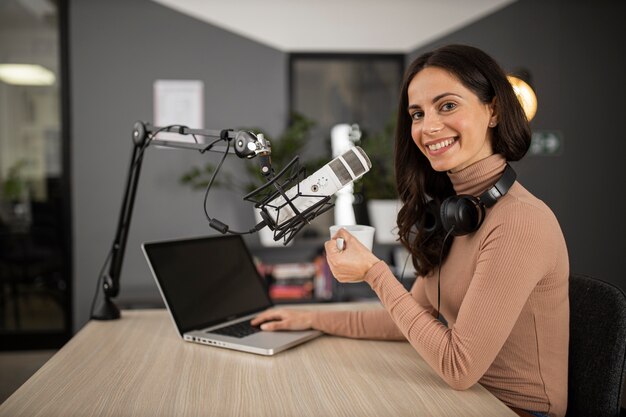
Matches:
[250,309,284,326]
[251,309,313,331]
[259,319,287,331]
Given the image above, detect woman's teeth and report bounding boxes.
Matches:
[428,138,455,151]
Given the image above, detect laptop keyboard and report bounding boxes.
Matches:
[208,321,262,338]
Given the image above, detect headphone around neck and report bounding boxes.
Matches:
[426,164,517,237]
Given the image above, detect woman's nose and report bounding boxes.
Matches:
[422,113,444,135]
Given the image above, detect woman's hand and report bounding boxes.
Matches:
[324,228,380,283]
[250,309,313,331]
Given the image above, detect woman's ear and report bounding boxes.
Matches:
[488,97,498,127]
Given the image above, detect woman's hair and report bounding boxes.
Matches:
[394,44,531,277]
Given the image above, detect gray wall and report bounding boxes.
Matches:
[70,0,626,331]
[409,0,626,292]
[70,0,287,329]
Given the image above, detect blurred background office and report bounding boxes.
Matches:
[1,0,625,402]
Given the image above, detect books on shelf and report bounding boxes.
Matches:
[260,257,334,302]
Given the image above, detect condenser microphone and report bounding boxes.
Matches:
[261,146,372,230]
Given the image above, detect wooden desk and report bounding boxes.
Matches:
[0,304,516,416]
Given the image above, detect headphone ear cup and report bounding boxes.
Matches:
[422,200,441,234]
[440,196,460,235]
[440,195,484,236]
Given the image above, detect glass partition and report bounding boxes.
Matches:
[0,0,71,349]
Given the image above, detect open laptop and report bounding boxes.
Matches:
[142,234,322,356]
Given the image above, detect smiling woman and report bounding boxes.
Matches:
[252,44,568,417]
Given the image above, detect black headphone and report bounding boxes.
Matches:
[425,164,517,237]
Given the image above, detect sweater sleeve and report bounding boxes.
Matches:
[310,309,405,340]
[364,203,558,390]
[310,274,433,340]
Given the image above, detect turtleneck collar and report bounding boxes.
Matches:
[447,154,507,196]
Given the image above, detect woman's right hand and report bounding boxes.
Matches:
[250,308,314,331]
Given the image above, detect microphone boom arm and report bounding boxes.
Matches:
[91,121,270,321]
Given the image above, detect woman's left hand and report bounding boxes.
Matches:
[324,228,380,283]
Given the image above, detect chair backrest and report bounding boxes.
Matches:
[567,273,626,417]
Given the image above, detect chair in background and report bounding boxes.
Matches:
[567,273,626,417]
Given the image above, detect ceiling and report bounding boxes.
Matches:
[151,0,516,53]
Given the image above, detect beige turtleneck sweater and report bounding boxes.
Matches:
[311,154,569,417]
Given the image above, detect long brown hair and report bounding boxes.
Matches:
[394,44,531,277]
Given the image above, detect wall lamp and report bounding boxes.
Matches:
[0,63,56,86]
[507,69,537,122]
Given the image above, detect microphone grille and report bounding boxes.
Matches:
[343,148,368,177]
[329,159,353,186]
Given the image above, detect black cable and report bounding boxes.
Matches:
[202,140,262,235]
[437,226,455,320]
[203,140,230,222]
[200,137,224,154]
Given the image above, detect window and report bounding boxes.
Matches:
[289,53,403,158]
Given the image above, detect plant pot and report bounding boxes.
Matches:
[367,199,401,244]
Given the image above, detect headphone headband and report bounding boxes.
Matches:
[477,163,517,208]
[437,163,517,237]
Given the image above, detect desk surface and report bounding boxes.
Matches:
[0,303,515,417]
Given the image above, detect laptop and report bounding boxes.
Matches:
[142,234,322,356]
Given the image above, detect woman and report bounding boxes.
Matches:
[252,44,569,417]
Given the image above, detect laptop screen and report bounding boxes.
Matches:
[143,235,273,334]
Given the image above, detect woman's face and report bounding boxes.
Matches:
[407,67,497,172]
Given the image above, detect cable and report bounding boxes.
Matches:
[201,140,263,235]
[203,140,230,222]
[437,226,455,320]
[200,137,224,154]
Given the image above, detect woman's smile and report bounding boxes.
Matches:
[425,137,458,155]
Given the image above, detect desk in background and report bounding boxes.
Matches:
[0,303,516,417]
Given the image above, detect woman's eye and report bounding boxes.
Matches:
[441,102,457,112]
[410,111,424,120]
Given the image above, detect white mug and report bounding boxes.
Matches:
[329,225,375,251]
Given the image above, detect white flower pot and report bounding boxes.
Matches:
[367,199,401,244]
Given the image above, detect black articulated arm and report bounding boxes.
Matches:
[91,121,271,321]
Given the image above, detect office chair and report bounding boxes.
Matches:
[567,273,626,417]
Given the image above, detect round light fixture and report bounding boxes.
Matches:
[507,75,537,121]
